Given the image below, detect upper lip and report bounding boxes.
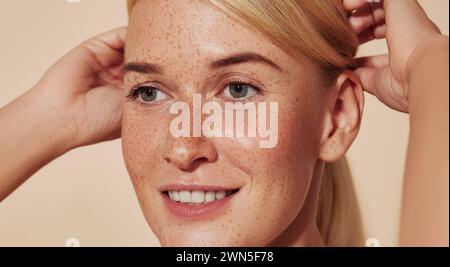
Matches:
[159,184,242,192]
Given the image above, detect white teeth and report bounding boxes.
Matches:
[205,191,215,202]
[191,190,205,203]
[172,191,180,201]
[215,191,226,200]
[179,190,191,203]
[167,189,236,204]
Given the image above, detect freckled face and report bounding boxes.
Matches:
[122,0,328,246]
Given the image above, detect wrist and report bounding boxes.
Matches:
[406,35,449,119]
[26,86,78,156]
[407,35,449,86]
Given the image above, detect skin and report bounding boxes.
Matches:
[0,0,447,246]
[122,0,362,246]
[345,0,449,245]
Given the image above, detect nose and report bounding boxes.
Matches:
[164,137,218,171]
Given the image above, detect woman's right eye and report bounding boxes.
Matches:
[129,86,168,104]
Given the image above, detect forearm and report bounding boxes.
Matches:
[0,88,73,202]
[400,37,449,246]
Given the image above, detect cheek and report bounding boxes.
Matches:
[211,105,321,240]
[218,103,321,186]
[121,108,170,185]
[121,108,172,238]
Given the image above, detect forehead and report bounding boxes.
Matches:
[125,0,295,67]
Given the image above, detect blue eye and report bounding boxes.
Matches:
[224,83,258,100]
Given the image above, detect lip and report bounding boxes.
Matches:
[160,184,241,219]
[159,184,239,192]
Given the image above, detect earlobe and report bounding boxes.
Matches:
[319,71,364,162]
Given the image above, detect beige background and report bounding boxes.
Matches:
[0,0,448,247]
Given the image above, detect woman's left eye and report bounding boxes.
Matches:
[223,83,258,100]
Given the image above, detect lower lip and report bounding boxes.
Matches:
[162,192,238,219]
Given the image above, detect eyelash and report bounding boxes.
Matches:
[126,83,153,100]
[126,78,264,104]
[222,77,264,98]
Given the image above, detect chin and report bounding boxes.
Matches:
[159,232,241,247]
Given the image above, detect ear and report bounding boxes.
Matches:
[318,71,364,162]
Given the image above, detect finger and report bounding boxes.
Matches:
[356,54,389,68]
[355,66,408,112]
[109,65,126,87]
[110,64,124,79]
[373,22,386,38]
[348,1,385,35]
[369,1,385,25]
[355,66,389,96]
[90,26,127,52]
[355,66,396,101]
[343,0,367,11]
[79,27,127,69]
[96,65,124,88]
[357,22,386,44]
[53,27,127,90]
[348,4,374,33]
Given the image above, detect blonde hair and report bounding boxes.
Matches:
[127,0,364,246]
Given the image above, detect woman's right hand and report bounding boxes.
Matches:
[0,27,126,201]
[33,27,126,149]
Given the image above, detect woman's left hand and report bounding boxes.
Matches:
[345,0,449,246]
[344,0,446,113]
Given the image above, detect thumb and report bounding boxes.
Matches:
[355,66,409,113]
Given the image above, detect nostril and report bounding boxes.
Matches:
[178,157,210,172]
[164,154,209,172]
[163,137,218,170]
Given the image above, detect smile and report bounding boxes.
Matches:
[164,189,238,204]
[161,186,241,219]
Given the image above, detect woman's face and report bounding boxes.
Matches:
[122,0,334,246]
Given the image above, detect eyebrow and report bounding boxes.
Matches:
[123,62,163,75]
[210,52,282,71]
[123,51,282,75]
